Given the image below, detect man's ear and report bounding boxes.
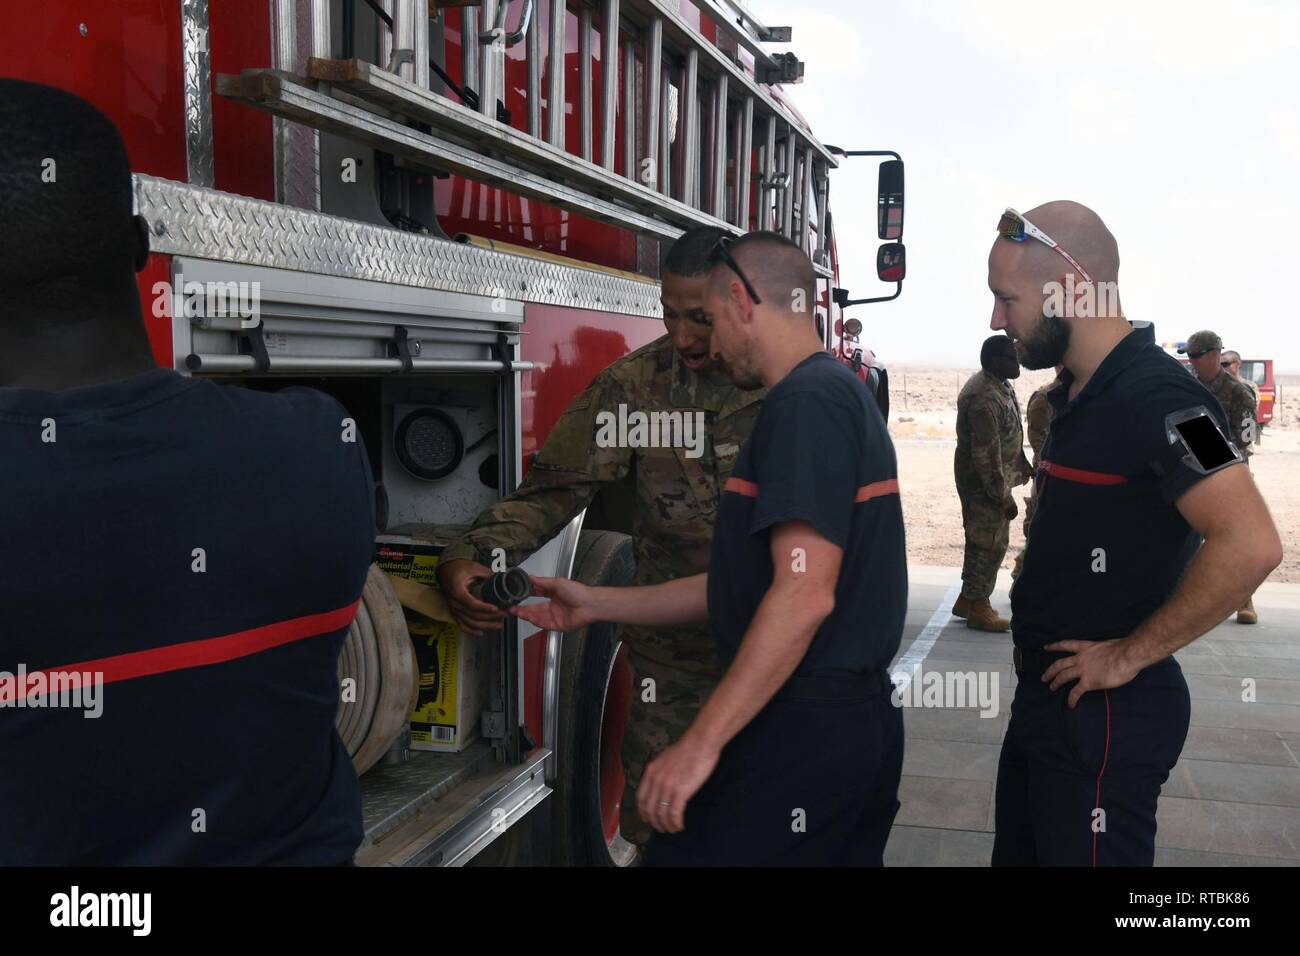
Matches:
[132,215,151,273]
[734,279,756,325]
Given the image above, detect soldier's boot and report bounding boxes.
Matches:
[1236,596,1258,625]
[951,594,974,619]
[965,598,1010,633]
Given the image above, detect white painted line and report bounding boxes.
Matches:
[891,578,963,688]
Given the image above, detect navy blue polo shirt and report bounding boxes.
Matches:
[0,368,373,865]
[1011,323,1234,649]
[708,351,907,675]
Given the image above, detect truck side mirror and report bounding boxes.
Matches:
[877,159,905,240]
[877,243,906,282]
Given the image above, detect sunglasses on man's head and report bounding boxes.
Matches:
[707,235,763,305]
[1187,351,1209,360]
[996,208,1094,284]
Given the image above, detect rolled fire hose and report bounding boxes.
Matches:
[335,564,419,776]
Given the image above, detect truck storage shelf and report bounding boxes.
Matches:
[360,739,495,845]
[357,742,552,867]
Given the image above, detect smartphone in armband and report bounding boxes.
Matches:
[1163,406,1243,477]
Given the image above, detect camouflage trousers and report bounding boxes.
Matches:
[618,645,720,848]
[958,487,1010,601]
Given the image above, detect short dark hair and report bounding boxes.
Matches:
[0,80,137,303]
[662,226,728,278]
[981,334,1016,368]
[721,231,815,310]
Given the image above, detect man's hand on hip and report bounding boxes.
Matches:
[1042,638,1142,708]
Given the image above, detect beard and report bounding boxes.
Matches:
[1019,312,1070,370]
[724,339,765,390]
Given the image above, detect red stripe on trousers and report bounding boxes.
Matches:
[1092,690,1112,867]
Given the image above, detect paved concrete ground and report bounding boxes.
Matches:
[884,565,1300,867]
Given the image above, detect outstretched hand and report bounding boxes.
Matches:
[509,576,599,632]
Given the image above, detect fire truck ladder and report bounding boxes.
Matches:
[215,0,836,271]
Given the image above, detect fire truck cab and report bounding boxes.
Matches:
[5,0,904,866]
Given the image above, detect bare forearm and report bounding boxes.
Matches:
[1122,534,1274,669]
[684,583,831,751]
[587,573,709,627]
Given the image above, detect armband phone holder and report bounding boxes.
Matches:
[1153,406,1243,478]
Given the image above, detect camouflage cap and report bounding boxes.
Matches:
[1179,330,1223,354]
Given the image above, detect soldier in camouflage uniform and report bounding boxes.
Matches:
[1222,350,1261,407]
[952,336,1034,631]
[1011,367,1064,580]
[1182,329,1261,623]
[436,227,764,846]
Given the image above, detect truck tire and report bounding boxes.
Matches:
[551,530,639,867]
[874,365,891,422]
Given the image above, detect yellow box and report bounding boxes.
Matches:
[375,527,483,753]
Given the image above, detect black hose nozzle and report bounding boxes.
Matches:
[470,567,533,609]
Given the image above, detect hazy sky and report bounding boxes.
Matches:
[751,0,1300,371]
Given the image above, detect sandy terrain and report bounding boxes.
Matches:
[891,366,1299,584]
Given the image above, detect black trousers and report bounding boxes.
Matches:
[992,655,1190,866]
[642,680,903,867]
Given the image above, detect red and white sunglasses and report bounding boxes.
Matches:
[997,208,1093,283]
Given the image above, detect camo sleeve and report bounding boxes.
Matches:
[1026,389,1053,464]
[440,370,634,566]
[966,396,1008,504]
[1227,381,1258,457]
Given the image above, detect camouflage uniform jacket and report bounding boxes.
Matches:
[1026,375,1065,469]
[955,369,1031,505]
[1205,369,1257,457]
[441,334,766,676]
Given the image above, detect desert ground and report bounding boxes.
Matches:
[891,367,1299,584]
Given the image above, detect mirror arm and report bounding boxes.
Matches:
[824,147,903,162]
[839,282,903,307]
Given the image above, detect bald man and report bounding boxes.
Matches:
[512,232,907,866]
[988,202,1281,866]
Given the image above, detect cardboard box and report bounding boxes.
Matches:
[375,526,485,753]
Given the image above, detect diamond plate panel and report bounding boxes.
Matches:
[135,175,663,317]
[181,0,214,187]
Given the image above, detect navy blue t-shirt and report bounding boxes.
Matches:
[0,368,373,865]
[1011,323,1232,648]
[708,351,907,675]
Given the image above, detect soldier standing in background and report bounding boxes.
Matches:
[1012,365,1064,580]
[435,226,765,846]
[953,336,1034,631]
[1182,330,1261,623]
[1222,350,1261,407]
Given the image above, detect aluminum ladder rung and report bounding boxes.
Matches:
[219,67,737,239]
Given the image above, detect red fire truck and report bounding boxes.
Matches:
[5,0,904,866]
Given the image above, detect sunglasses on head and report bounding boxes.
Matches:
[1187,351,1209,360]
[707,235,763,305]
[996,208,1093,284]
